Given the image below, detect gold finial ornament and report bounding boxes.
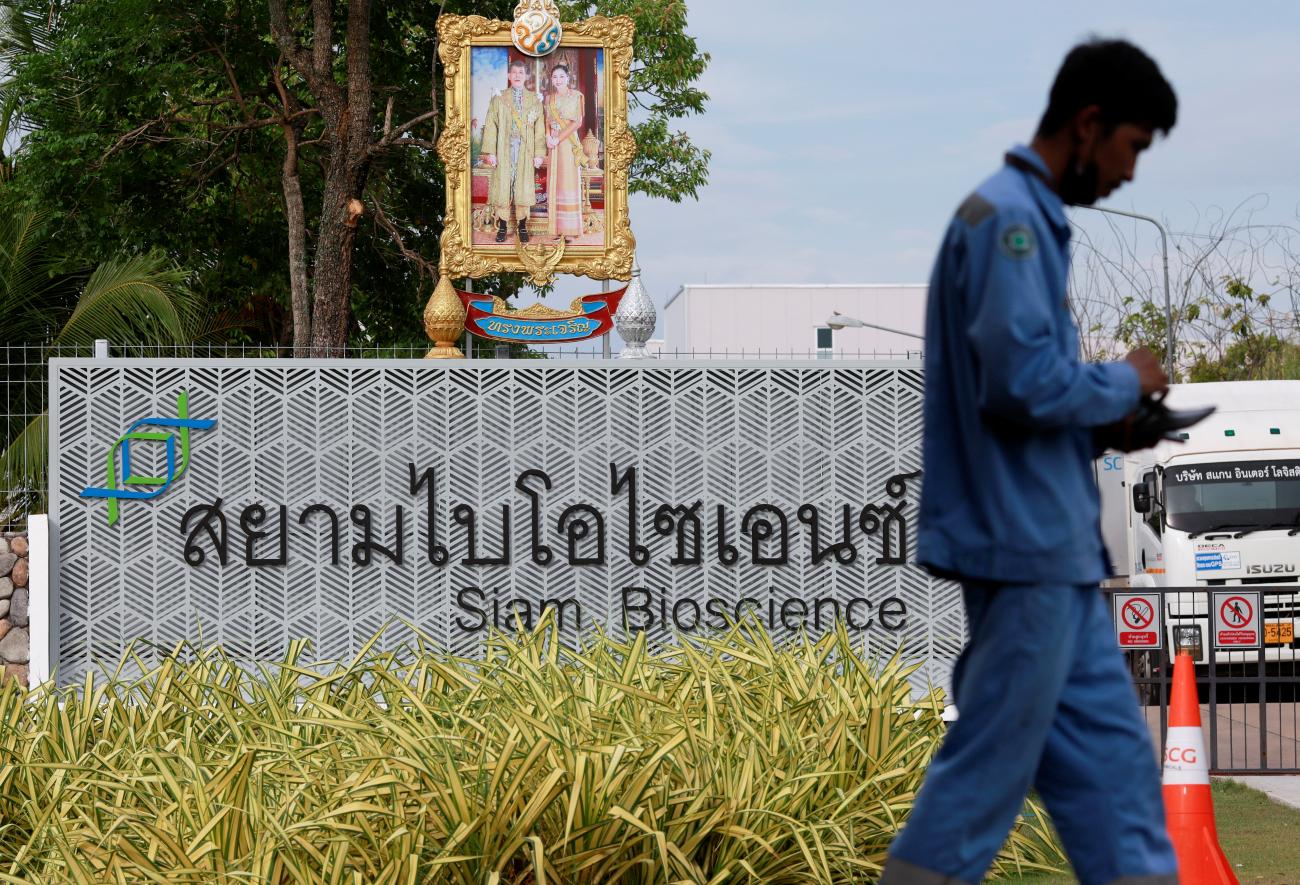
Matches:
[424,272,467,358]
[511,0,562,57]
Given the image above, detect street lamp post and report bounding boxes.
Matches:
[1076,205,1174,380]
[825,312,924,340]
[825,312,924,358]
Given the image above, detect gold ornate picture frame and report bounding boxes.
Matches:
[436,15,636,286]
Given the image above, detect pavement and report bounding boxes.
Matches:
[1143,702,1300,771]
[946,700,1300,808]
[1222,775,1300,809]
[1141,702,1300,809]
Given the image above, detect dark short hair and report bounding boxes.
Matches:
[1036,39,1177,137]
[508,59,528,73]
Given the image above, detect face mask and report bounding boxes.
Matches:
[1059,146,1100,206]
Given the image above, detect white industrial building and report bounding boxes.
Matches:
[659,284,927,358]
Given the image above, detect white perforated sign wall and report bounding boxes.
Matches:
[50,360,961,688]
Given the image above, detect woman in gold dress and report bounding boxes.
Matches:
[544,64,585,242]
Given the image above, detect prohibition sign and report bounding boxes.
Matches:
[1122,598,1155,630]
[1220,595,1253,628]
[1114,592,1162,649]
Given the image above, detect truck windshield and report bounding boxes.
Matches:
[1164,459,1300,535]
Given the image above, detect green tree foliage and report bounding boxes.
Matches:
[0,0,50,180]
[1186,335,1300,382]
[0,209,203,521]
[1103,277,1299,382]
[566,0,710,201]
[2,0,710,351]
[1109,294,1199,372]
[3,0,295,339]
[1185,278,1300,381]
[0,211,202,349]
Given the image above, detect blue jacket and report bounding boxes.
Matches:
[916,145,1141,585]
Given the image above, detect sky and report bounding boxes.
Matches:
[543,0,1300,340]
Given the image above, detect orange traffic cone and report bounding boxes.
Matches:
[1163,648,1238,884]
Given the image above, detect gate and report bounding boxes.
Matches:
[1111,585,1300,775]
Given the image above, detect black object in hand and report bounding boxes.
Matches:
[1095,394,1216,453]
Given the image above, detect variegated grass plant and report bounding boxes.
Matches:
[0,616,1065,883]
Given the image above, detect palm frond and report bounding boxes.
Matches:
[58,252,200,346]
[0,209,64,342]
[0,411,45,524]
[0,0,56,163]
[1,233,206,524]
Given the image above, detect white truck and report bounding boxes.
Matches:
[1097,380,1300,662]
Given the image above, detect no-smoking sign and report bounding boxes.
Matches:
[1213,590,1261,648]
[1113,593,1162,649]
[1123,599,1155,629]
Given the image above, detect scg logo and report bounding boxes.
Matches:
[1166,746,1197,765]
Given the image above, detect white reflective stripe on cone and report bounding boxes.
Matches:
[1163,725,1209,785]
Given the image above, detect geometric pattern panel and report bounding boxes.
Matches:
[51,360,961,689]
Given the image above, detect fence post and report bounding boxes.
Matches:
[25,514,50,687]
[601,279,611,359]
[93,339,109,359]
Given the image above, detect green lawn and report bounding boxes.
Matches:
[1000,779,1300,883]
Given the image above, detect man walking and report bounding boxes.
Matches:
[481,59,546,244]
[881,40,1179,885]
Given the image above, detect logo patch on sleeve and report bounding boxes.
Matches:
[999,224,1036,259]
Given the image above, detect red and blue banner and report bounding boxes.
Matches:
[458,287,626,343]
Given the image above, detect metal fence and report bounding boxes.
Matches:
[1,341,923,530]
[1111,585,1300,774]
[1,343,94,531]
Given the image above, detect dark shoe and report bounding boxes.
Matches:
[518,220,529,244]
[494,220,507,243]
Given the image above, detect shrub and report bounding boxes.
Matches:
[0,616,1065,882]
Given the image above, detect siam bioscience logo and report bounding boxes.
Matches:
[79,391,216,526]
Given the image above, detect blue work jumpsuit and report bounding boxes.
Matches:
[880,145,1177,885]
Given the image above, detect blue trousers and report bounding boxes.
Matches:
[881,583,1177,885]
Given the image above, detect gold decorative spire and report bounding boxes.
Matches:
[424,272,467,359]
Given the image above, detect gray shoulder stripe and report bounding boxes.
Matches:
[955,193,995,228]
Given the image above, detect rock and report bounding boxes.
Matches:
[0,619,9,643]
[0,577,10,600]
[10,537,27,557]
[0,552,14,576]
[11,558,27,588]
[9,589,26,628]
[0,538,8,555]
[0,599,7,619]
[0,628,28,664]
[2,663,27,688]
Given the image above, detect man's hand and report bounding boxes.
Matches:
[482,154,497,167]
[533,157,543,169]
[1124,348,1168,396]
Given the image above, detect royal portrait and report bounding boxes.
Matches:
[470,46,607,249]
[437,16,635,284]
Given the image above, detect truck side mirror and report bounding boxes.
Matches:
[1133,482,1152,514]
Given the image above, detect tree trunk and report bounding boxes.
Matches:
[306,0,373,358]
[308,169,363,356]
[280,122,311,353]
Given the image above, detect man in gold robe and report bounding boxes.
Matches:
[480,60,546,243]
